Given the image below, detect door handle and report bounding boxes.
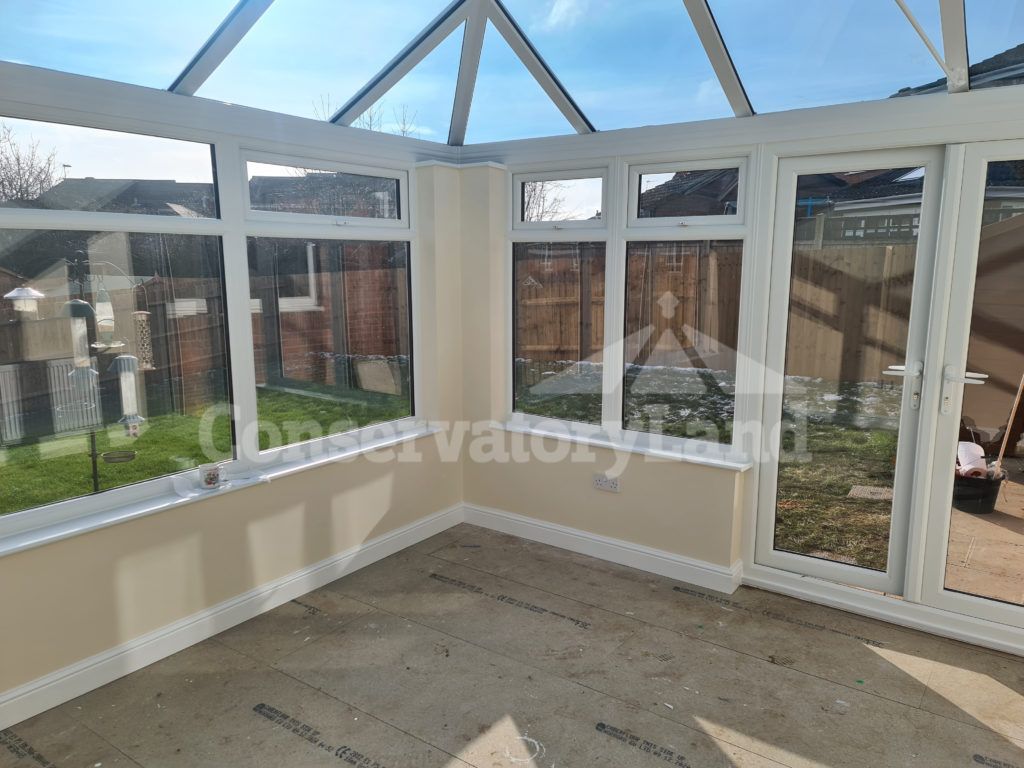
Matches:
[883,361,923,409]
[941,365,987,414]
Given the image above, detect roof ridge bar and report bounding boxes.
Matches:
[485,0,595,134]
[680,0,753,117]
[938,0,970,93]
[448,0,488,146]
[331,0,472,125]
[894,0,958,84]
[169,0,276,95]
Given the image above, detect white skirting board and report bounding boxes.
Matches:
[0,501,743,730]
[0,503,467,731]
[461,503,744,596]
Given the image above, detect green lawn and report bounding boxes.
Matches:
[0,387,408,517]
[774,421,898,571]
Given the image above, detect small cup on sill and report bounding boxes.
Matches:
[199,463,225,491]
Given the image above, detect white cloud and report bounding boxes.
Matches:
[540,0,588,31]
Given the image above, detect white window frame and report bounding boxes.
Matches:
[627,156,746,228]
[0,102,429,553]
[512,167,608,231]
[505,153,755,468]
[243,150,410,230]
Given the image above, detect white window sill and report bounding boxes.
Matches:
[497,420,753,472]
[0,424,440,559]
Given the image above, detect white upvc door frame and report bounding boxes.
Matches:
[754,146,947,595]
[917,139,1024,630]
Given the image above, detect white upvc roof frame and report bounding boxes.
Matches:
[681,0,753,118]
[327,0,596,143]
[169,0,276,96]
[159,0,977,145]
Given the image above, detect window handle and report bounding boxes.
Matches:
[941,365,988,415]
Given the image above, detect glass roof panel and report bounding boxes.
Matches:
[501,0,731,129]
[197,0,446,119]
[709,0,946,112]
[465,21,575,144]
[965,0,1024,90]
[0,0,237,88]
[356,23,464,142]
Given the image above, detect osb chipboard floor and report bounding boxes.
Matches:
[4,523,1024,767]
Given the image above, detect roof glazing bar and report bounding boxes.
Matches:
[448,0,488,146]
[169,0,275,96]
[331,0,472,126]
[680,0,753,118]
[894,0,958,86]
[485,0,595,134]
[938,0,970,93]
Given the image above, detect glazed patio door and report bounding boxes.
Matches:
[756,148,945,594]
[919,141,1024,629]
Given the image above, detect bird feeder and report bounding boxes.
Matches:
[3,286,44,317]
[94,284,115,348]
[62,299,95,369]
[109,354,145,437]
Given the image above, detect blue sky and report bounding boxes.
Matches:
[0,0,1022,146]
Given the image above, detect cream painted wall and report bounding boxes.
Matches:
[458,164,748,568]
[0,438,461,692]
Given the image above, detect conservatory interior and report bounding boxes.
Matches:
[2,0,1024,766]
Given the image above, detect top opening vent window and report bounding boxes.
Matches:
[245,158,406,225]
[516,171,605,229]
[629,160,744,227]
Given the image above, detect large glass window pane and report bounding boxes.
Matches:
[709,0,946,112]
[513,242,605,424]
[197,0,443,122]
[965,0,1024,90]
[943,160,1024,607]
[466,21,576,144]
[0,230,233,517]
[248,238,412,451]
[501,0,732,129]
[247,162,401,220]
[355,24,465,142]
[623,241,742,443]
[0,117,217,217]
[521,177,602,223]
[774,167,926,571]
[638,168,740,219]
[0,0,236,88]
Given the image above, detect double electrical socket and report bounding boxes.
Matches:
[593,473,620,493]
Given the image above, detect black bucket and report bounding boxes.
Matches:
[952,470,1006,514]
